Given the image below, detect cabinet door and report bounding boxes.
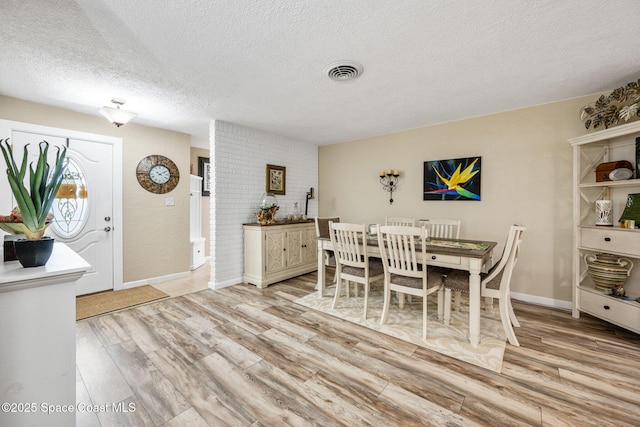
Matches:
[303,228,318,265]
[286,230,304,268]
[265,230,287,273]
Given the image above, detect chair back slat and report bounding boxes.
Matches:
[385,217,415,227]
[418,219,461,239]
[329,222,367,268]
[378,225,426,279]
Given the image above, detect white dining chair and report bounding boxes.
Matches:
[385,217,415,227]
[417,219,462,304]
[418,219,461,239]
[377,225,444,340]
[329,221,384,319]
[442,224,526,346]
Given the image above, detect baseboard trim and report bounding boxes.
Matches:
[209,276,242,290]
[120,271,191,291]
[510,291,572,311]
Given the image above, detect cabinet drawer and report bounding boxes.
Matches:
[579,289,640,333]
[426,253,461,267]
[580,228,640,257]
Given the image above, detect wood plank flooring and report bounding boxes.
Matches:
[76,269,640,426]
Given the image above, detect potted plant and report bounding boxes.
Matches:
[0,138,66,266]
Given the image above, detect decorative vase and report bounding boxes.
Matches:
[595,200,613,226]
[257,192,279,225]
[259,192,278,210]
[584,253,633,293]
[13,236,55,267]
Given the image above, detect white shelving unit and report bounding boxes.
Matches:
[569,121,640,334]
[190,175,206,270]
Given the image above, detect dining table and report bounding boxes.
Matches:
[316,235,497,347]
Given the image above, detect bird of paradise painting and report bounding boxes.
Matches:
[423,156,481,200]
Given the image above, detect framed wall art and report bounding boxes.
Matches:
[266,164,286,195]
[198,156,211,196]
[423,156,481,201]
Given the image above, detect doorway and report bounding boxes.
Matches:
[0,120,123,295]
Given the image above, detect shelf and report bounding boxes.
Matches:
[579,225,640,232]
[569,121,640,146]
[579,178,640,188]
[579,283,639,305]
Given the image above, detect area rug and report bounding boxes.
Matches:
[76,285,169,321]
[294,286,506,373]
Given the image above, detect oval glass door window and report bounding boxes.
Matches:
[51,157,90,238]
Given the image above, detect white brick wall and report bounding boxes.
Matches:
[208,120,318,289]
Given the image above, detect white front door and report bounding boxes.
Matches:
[0,120,123,295]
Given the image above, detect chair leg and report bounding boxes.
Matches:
[331,277,342,309]
[437,288,444,321]
[443,288,452,326]
[398,292,405,309]
[453,291,462,312]
[380,286,392,325]
[499,296,519,346]
[363,282,369,319]
[484,296,494,312]
[507,297,521,328]
[422,291,428,340]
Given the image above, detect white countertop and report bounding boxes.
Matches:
[0,242,91,290]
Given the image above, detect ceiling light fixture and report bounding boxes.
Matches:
[324,61,363,82]
[99,98,137,127]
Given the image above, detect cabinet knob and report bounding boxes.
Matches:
[431,255,437,260]
[603,305,610,310]
[604,237,611,242]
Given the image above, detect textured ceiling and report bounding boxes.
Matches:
[2,0,640,148]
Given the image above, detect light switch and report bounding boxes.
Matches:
[165,197,175,206]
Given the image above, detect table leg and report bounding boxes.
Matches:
[317,241,325,297]
[468,258,483,347]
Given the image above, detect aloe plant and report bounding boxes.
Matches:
[0,138,67,240]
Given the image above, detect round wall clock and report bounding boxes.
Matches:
[136,155,180,194]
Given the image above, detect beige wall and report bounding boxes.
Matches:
[319,96,596,305]
[0,95,191,283]
[190,147,211,257]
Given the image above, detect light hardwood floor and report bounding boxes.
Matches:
[76,266,640,426]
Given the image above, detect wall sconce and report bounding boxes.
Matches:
[379,169,400,204]
[305,187,314,216]
[99,98,137,127]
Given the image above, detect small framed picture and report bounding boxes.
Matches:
[198,156,211,196]
[266,164,286,195]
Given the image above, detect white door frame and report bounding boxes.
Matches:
[0,120,123,291]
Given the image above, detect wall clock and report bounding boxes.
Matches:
[136,155,180,194]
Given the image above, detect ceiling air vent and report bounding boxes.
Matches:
[325,61,363,82]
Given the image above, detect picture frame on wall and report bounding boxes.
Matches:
[423,156,481,201]
[266,164,286,195]
[198,156,211,196]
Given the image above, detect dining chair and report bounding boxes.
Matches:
[442,224,526,346]
[377,225,444,340]
[419,218,462,304]
[418,219,461,239]
[329,221,384,319]
[314,216,340,286]
[385,217,415,227]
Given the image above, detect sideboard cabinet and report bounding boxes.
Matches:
[243,221,317,288]
[569,121,640,334]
